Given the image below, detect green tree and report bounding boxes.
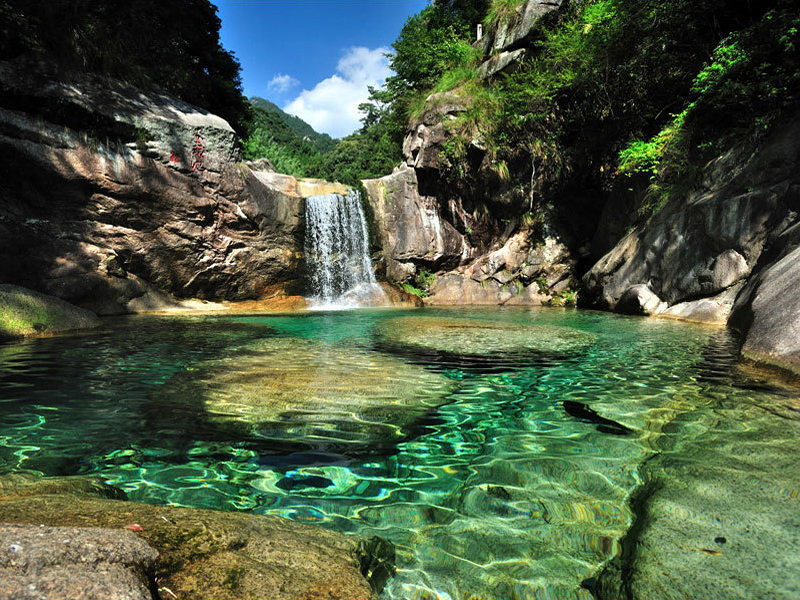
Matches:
[0,0,249,131]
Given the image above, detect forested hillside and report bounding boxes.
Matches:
[243,97,338,177]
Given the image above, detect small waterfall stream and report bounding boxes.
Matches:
[304,189,387,309]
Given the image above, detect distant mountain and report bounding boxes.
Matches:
[249,97,338,155]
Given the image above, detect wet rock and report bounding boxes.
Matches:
[0,523,157,600]
[0,284,101,338]
[0,475,386,600]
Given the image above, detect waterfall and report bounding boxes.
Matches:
[304,189,387,309]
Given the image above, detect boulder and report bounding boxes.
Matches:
[615,284,666,316]
[730,245,800,375]
[0,284,100,338]
[478,0,565,55]
[0,523,157,600]
[362,166,469,278]
[660,284,743,325]
[476,49,527,80]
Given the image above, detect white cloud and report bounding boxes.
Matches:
[283,46,391,138]
[267,74,300,93]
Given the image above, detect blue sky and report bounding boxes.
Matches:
[213,0,429,137]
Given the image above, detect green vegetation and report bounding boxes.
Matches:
[241,90,402,186]
[399,268,437,298]
[243,98,334,177]
[0,0,249,131]
[368,0,799,224]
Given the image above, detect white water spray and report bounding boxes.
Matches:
[304,190,387,309]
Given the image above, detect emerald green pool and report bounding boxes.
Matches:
[1,307,798,599]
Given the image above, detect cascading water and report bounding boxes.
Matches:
[304,189,387,309]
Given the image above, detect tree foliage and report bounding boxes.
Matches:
[0,0,249,131]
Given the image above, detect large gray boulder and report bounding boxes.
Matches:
[362,165,469,280]
[730,244,800,374]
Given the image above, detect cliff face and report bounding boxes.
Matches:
[0,57,314,315]
[583,113,800,374]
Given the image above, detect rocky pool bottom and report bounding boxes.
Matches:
[0,307,798,599]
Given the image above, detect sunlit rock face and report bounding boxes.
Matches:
[157,337,457,452]
[0,57,313,314]
[363,165,470,282]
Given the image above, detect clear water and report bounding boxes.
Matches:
[0,307,798,599]
[304,191,386,308]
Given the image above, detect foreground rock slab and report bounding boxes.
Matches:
[0,475,389,600]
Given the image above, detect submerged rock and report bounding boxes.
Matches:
[596,387,800,600]
[0,284,101,338]
[0,474,387,600]
[159,337,456,451]
[377,316,595,357]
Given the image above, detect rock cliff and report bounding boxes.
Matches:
[362,0,575,308]
[0,57,321,316]
[583,113,800,374]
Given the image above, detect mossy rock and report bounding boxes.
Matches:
[157,337,457,451]
[0,284,100,338]
[0,474,388,599]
